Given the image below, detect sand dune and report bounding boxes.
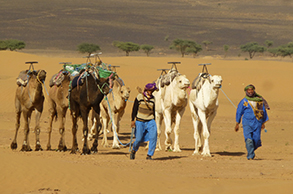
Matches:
[0,51,292,194]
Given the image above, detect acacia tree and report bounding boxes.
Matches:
[186,42,202,57]
[113,41,140,56]
[170,39,199,57]
[141,44,154,57]
[240,42,266,59]
[223,45,229,58]
[77,43,100,57]
[202,40,213,51]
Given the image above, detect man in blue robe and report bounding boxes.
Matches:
[235,84,269,160]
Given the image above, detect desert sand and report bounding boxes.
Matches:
[0,51,292,194]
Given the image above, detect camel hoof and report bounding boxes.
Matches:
[81,148,91,155]
[70,147,79,154]
[11,142,17,150]
[46,145,51,151]
[201,152,211,157]
[35,145,43,151]
[173,149,182,153]
[20,145,32,152]
[90,146,98,153]
[165,145,173,152]
[112,145,120,149]
[58,145,67,152]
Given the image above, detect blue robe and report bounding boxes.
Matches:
[236,98,269,149]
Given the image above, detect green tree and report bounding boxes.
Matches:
[267,47,279,57]
[170,39,199,57]
[113,41,140,56]
[5,39,25,51]
[240,42,266,59]
[223,45,229,58]
[265,40,273,48]
[77,43,100,57]
[141,44,154,57]
[276,43,293,58]
[202,40,213,51]
[0,40,7,50]
[186,42,202,57]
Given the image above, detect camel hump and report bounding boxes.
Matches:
[191,73,210,90]
[16,70,29,86]
[158,70,180,88]
[49,71,66,87]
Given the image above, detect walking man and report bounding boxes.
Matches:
[235,84,269,160]
[130,83,157,160]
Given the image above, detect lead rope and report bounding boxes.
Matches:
[104,95,135,148]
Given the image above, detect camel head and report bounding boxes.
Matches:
[210,75,222,89]
[36,69,47,82]
[120,85,131,100]
[174,75,190,90]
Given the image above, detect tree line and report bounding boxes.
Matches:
[0,39,25,51]
[1,38,293,60]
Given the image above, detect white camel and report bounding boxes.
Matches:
[89,78,130,149]
[154,70,190,152]
[189,74,222,156]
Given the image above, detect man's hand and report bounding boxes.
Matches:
[235,123,240,132]
[131,121,136,128]
[261,123,265,129]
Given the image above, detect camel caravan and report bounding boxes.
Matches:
[11,58,222,157]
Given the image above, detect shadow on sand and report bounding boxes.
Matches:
[213,151,245,156]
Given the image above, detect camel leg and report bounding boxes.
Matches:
[11,97,21,150]
[57,107,67,152]
[155,112,163,151]
[197,109,211,157]
[70,107,79,154]
[21,110,32,152]
[88,117,96,141]
[47,100,56,150]
[112,112,120,149]
[163,108,173,151]
[207,110,217,132]
[173,108,185,152]
[90,105,102,153]
[34,109,43,151]
[101,115,109,147]
[190,102,201,155]
[80,107,91,155]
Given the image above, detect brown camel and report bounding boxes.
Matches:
[69,68,114,155]
[88,78,131,148]
[11,67,47,151]
[47,70,71,151]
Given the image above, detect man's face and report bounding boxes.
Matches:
[247,88,254,95]
[146,90,153,96]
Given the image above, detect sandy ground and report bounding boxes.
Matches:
[0,51,292,194]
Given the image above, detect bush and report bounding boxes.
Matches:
[0,39,25,51]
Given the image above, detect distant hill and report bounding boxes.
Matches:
[0,0,292,56]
